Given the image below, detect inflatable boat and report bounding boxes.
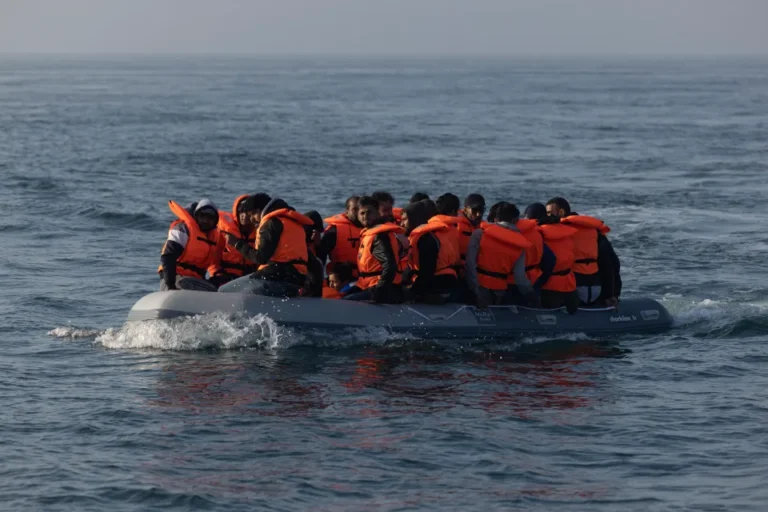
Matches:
[126,291,673,339]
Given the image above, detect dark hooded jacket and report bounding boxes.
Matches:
[234,198,309,287]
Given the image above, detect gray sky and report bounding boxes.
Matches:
[1,0,766,55]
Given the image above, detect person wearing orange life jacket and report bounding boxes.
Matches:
[158,198,224,292]
[525,204,580,313]
[400,200,460,304]
[208,194,260,284]
[302,210,325,298]
[218,196,313,298]
[457,193,486,273]
[521,203,558,290]
[546,197,622,307]
[343,196,404,304]
[465,202,539,308]
[317,196,363,273]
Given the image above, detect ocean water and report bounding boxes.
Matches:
[2,55,768,511]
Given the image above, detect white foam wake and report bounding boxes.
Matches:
[94,312,289,351]
[47,326,104,339]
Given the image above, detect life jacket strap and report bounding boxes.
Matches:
[574,258,597,264]
[177,261,207,276]
[551,269,572,276]
[195,236,217,247]
[476,267,508,280]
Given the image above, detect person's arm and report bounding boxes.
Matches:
[512,252,533,295]
[533,243,556,290]
[371,233,398,286]
[160,223,188,289]
[316,226,337,265]
[412,234,438,294]
[464,229,482,297]
[236,218,283,265]
[598,234,621,302]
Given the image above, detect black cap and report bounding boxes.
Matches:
[524,202,547,221]
[240,193,272,213]
[464,193,486,210]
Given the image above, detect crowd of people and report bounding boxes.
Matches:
[158,191,622,312]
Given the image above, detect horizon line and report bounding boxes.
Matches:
[1,51,767,59]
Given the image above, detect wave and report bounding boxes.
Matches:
[668,298,768,338]
[47,326,104,339]
[74,206,164,230]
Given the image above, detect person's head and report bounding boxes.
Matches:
[401,200,432,235]
[328,262,355,291]
[546,197,571,219]
[372,191,394,220]
[345,195,361,226]
[524,202,547,221]
[193,199,219,233]
[435,193,460,216]
[304,210,324,249]
[410,192,430,203]
[240,193,272,226]
[357,196,381,228]
[234,196,252,227]
[487,202,504,223]
[421,199,438,220]
[495,202,521,224]
[463,193,486,226]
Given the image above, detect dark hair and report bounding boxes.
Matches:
[358,196,380,210]
[546,197,571,216]
[329,262,355,283]
[421,199,438,219]
[372,191,394,205]
[303,210,324,232]
[410,192,430,203]
[524,202,547,221]
[435,193,460,215]
[487,201,504,223]
[464,193,486,210]
[240,193,272,213]
[345,196,360,210]
[495,202,521,223]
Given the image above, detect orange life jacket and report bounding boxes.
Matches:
[408,222,459,279]
[428,216,461,271]
[322,286,342,299]
[159,201,224,279]
[211,195,257,278]
[539,223,578,292]
[560,215,610,276]
[516,219,544,284]
[456,213,477,267]
[357,223,404,290]
[475,224,532,291]
[256,208,313,276]
[323,214,362,270]
[392,207,403,224]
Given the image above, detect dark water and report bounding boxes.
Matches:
[2,56,768,510]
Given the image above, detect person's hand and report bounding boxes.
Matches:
[604,296,619,308]
[225,233,239,247]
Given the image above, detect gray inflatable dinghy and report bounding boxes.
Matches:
[127,291,673,339]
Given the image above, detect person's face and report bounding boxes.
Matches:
[195,211,218,233]
[328,273,342,291]
[248,209,263,226]
[311,230,322,248]
[546,204,565,219]
[238,211,250,226]
[378,201,393,220]
[358,205,379,228]
[463,206,484,225]
[346,201,360,224]
[400,211,412,234]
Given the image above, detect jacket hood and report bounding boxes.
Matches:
[262,197,291,217]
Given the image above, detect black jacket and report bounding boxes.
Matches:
[235,199,308,287]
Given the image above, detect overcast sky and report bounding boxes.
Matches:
[1,0,766,55]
